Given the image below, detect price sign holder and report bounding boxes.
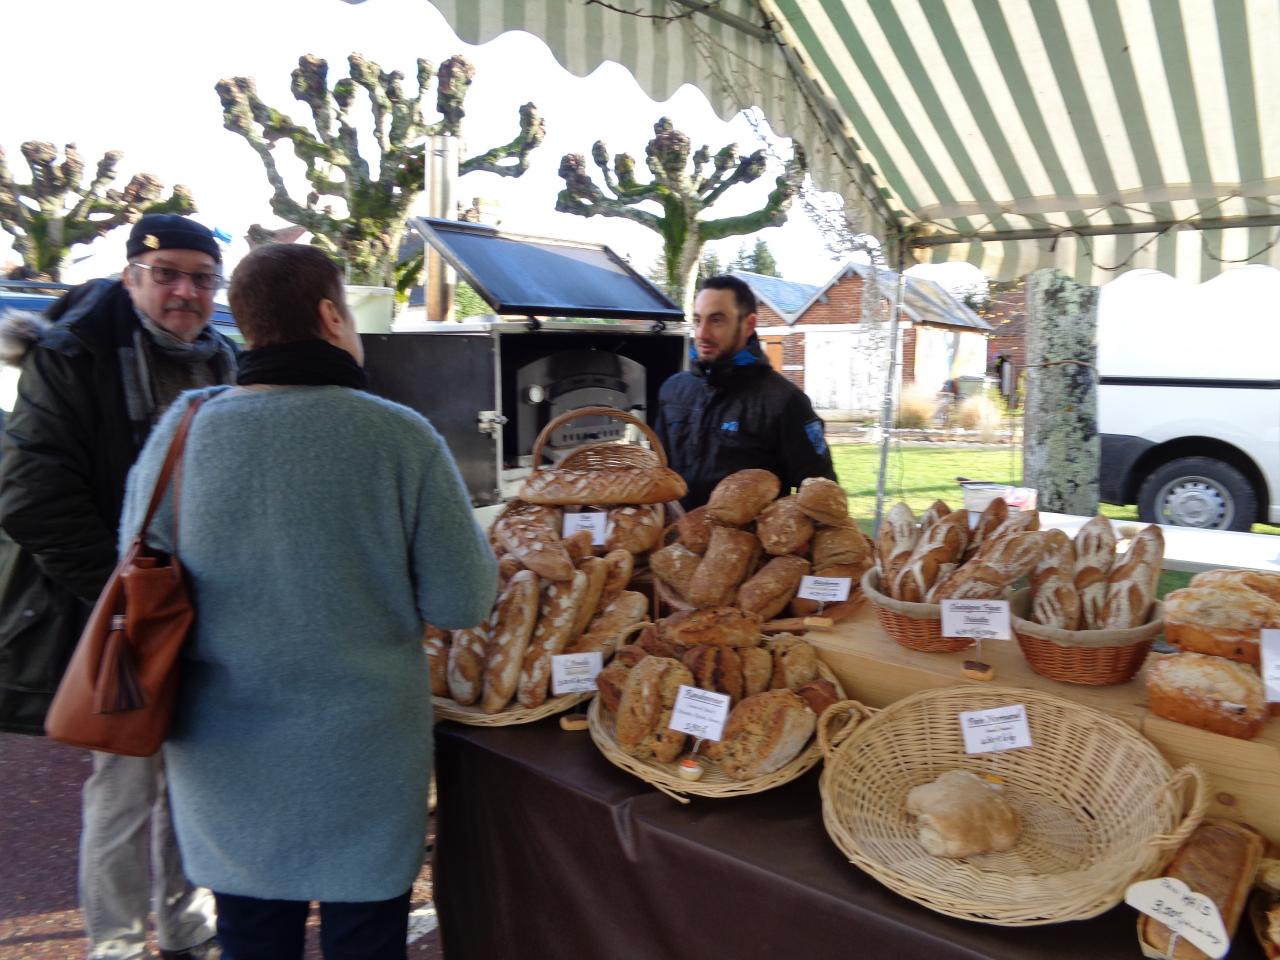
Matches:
[796,576,852,605]
[1262,629,1280,703]
[1125,877,1230,959]
[959,704,1032,755]
[562,511,608,546]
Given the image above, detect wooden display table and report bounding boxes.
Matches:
[809,601,1280,842]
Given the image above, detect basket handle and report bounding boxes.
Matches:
[1147,765,1208,855]
[613,620,650,649]
[530,405,669,469]
[816,699,874,757]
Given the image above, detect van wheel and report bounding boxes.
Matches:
[1137,457,1256,531]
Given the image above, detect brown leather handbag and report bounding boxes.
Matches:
[45,395,207,756]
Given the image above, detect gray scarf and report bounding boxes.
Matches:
[118,309,237,430]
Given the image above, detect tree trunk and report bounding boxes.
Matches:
[1022,267,1099,515]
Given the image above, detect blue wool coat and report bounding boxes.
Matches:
[119,385,497,902]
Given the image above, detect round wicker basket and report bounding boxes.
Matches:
[433,691,590,726]
[861,568,974,653]
[818,685,1206,926]
[1009,589,1165,686]
[589,660,846,803]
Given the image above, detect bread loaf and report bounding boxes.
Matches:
[446,626,488,706]
[1162,585,1280,667]
[906,770,1019,859]
[1138,819,1264,960]
[736,555,811,620]
[564,590,649,656]
[615,656,693,762]
[496,553,523,589]
[766,633,819,690]
[790,557,872,616]
[518,463,687,506]
[876,502,918,592]
[1190,568,1280,606]
[649,542,703,600]
[1146,652,1267,739]
[795,477,848,526]
[423,625,450,697]
[755,495,814,556]
[893,510,968,603]
[563,528,597,564]
[813,524,870,569]
[605,504,664,555]
[681,645,744,703]
[480,570,542,713]
[1029,528,1081,630]
[516,570,590,709]
[661,606,763,649]
[739,646,773,697]
[931,531,1046,602]
[793,678,839,718]
[493,501,575,582]
[706,469,782,526]
[676,505,714,554]
[716,689,816,780]
[686,526,761,607]
[1073,515,1116,629]
[595,659,633,713]
[967,496,1010,559]
[633,621,683,660]
[1100,525,1164,629]
[600,548,634,602]
[919,499,952,536]
[569,556,608,638]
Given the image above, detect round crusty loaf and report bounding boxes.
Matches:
[717,689,816,780]
[755,495,815,556]
[706,469,781,526]
[796,477,849,525]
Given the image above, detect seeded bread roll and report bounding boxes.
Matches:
[615,656,693,762]
[1100,525,1164,629]
[600,548,634,602]
[906,770,1020,859]
[716,689,816,780]
[564,590,649,657]
[516,570,590,709]
[1029,528,1081,630]
[661,606,763,649]
[604,504,664,555]
[1073,515,1116,629]
[876,502,918,594]
[446,626,489,706]
[686,526,761,607]
[736,555,811,620]
[676,505,715,555]
[423,625,450,698]
[1145,652,1267,739]
[706,468,782,526]
[480,570,542,713]
[1162,585,1280,667]
[1190,568,1280,605]
[795,477,848,526]
[493,501,575,582]
[766,633,819,690]
[739,646,773,696]
[755,495,815,556]
[681,645,745,704]
[649,542,703,600]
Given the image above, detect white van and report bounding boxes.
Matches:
[1097,266,1280,531]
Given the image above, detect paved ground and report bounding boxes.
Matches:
[0,733,443,959]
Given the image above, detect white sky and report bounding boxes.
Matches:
[1,0,874,288]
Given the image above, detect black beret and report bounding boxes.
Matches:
[126,214,221,262]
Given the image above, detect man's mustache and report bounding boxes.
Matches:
[163,298,201,313]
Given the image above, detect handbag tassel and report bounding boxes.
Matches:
[92,616,148,714]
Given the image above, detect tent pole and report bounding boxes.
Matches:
[872,249,907,536]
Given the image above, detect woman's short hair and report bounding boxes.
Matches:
[229,245,346,347]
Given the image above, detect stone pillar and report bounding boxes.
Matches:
[1022,268,1099,515]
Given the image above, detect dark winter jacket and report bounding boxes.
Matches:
[653,336,836,510]
[0,281,237,734]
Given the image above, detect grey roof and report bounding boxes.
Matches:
[730,270,821,320]
[795,262,993,332]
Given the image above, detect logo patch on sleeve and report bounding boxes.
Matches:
[804,418,828,456]
[720,420,739,433]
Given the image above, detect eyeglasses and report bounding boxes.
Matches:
[130,261,224,291]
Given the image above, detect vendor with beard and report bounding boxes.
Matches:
[653,275,836,510]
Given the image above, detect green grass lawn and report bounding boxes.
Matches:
[828,443,1279,597]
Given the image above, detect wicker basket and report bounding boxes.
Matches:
[861,568,974,653]
[818,685,1207,926]
[589,660,846,803]
[1010,589,1165,686]
[519,406,686,506]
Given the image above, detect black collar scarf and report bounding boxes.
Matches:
[236,339,368,389]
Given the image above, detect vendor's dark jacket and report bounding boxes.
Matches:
[653,335,836,510]
[0,281,236,734]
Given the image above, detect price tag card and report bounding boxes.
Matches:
[796,576,852,603]
[941,599,1011,640]
[959,704,1032,755]
[1263,629,1280,703]
[562,512,607,546]
[667,685,731,742]
[551,652,603,696]
[1125,877,1230,959]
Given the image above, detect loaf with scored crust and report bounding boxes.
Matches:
[716,689,816,780]
[1029,528,1081,630]
[1073,514,1116,629]
[481,569,541,713]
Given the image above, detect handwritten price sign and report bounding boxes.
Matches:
[941,599,1011,641]
[562,512,607,546]
[796,576,852,603]
[668,685,731,743]
[959,704,1032,755]
[551,652,603,695]
[1125,877,1230,959]
[1262,629,1280,703]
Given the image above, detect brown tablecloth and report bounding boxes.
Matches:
[432,719,1263,960]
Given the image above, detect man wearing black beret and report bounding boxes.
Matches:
[0,214,234,958]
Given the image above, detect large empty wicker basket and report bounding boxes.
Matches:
[818,685,1206,926]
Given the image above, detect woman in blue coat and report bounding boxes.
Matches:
[119,244,498,960]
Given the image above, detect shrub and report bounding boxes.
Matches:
[894,383,939,429]
[957,390,1007,440]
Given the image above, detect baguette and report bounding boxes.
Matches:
[423,624,450,697]
[967,496,1010,559]
[706,468,782,526]
[516,570,590,709]
[1137,819,1264,959]
[1029,529,1081,630]
[1073,515,1116,629]
[446,626,488,705]
[480,569,541,713]
[893,510,968,603]
[1100,525,1164,629]
[918,499,952,536]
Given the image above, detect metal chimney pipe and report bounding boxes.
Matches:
[425,135,460,321]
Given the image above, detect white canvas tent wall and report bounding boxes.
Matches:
[385,0,1280,287]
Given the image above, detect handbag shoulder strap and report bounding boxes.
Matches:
[136,394,208,550]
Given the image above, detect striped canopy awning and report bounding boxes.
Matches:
[415,0,1280,285]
